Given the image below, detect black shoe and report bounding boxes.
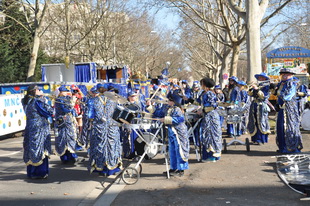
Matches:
[163,169,177,175]
[171,170,184,177]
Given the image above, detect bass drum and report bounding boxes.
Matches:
[124,103,140,113]
[135,132,160,160]
[112,106,124,123]
[119,103,141,124]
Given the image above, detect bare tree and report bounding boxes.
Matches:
[227,0,294,82]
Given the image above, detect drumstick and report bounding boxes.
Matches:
[142,117,162,121]
[149,86,161,101]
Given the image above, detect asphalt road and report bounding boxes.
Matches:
[1,129,309,206]
[106,130,310,206]
[0,134,115,206]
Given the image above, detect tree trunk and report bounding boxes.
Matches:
[230,43,240,77]
[246,1,263,83]
[218,49,231,87]
[26,31,40,82]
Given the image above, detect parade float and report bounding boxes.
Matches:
[0,62,152,137]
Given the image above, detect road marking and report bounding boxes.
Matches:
[0,150,21,157]
[93,178,126,206]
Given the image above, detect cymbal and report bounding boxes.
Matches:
[185,104,199,112]
[217,102,232,107]
[151,99,168,104]
[104,92,128,104]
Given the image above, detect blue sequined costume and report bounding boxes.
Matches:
[79,96,92,148]
[87,95,122,175]
[275,78,303,153]
[247,85,271,144]
[23,96,53,178]
[54,96,78,163]
[164,106,190,171]
[226,85,241,136]
[122,99,146,158]
[200,91,222,161]
[148,103,189,171]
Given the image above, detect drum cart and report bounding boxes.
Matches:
[185,113,203,161]
[220,105,250,153]
[120,120,170,184]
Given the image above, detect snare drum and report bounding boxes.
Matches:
[124,103,140,113]
[186,112,200,124]
[236,107,246,116]
[226,115,241,124]
[217,107,228,117]
[227,106,239,115]
[112,104,141,124]
[186,104,199,113]
[112,106,125,123]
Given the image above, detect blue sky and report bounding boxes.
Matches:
[153,7,180,31]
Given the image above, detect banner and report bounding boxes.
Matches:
[0,94,26,136]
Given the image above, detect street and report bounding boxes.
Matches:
[0,134,113,206]
[1,129,310,206]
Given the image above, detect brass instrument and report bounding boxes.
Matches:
[42,93,74,107]
[248,80,271,91]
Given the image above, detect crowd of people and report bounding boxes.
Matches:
[21,68,309,179]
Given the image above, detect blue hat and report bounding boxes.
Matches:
[173,84,180,88]
[237,81,247,86]
[254,72,270,80]
[228,76,238,82]
[59,85,69,92]
[279,68,295,74]
[97,83,109,89]
[181,80,188,84]
[128,89,138,97]
[90,86,98,93]
[153,85,159,90]
[192,81,200,88]
[214,85,221,89]
[167,92,182,106]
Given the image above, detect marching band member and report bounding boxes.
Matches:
[71,84,84,151]
[190,81,203,104]
[79,86,98,149]
[22,85,53,179]
[226,76,241,137]
[122,89,144,159]
[181,80,192,105]
[198,77,222,162]
[87,83,122,176]
[133,84,147,107]
[247,73,271,145]
[54,85,78,163]
[237,80,250,136]
[294,77,308,116]
[273,68,303,153]
[146,90,189,176]
[214,85,225,127]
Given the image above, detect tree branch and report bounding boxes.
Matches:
[261,0,293,27]
[226,0,246,20]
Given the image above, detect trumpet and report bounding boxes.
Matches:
[247,80,270,91]
[42,93,57,99]
[42,93,75,107]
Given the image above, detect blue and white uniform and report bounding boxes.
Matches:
[199,91,222,161]
[87,94,122,175]
[275,76,303,153]
[23,95,53,178]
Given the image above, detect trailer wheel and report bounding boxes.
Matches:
[122,167,140,185]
